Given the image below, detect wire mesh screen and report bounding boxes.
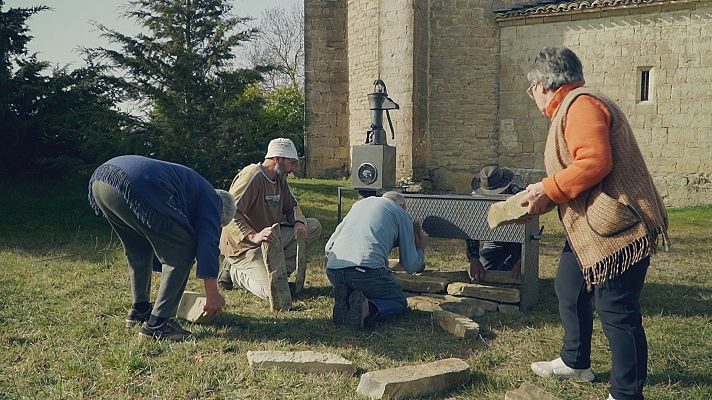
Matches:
[403,193,540,311]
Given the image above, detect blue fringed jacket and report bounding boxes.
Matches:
[89,155,223,279]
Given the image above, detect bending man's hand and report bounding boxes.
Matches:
[203,278,226,318]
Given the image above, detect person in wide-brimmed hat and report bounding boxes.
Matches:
[471,164,517,195]
[466,164,526,281]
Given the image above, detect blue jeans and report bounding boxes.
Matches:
[326,267,407,321]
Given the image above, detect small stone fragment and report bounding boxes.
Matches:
[432,310,480,339]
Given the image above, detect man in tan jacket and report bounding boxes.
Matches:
[218,138,322,303]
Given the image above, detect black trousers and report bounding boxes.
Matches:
[556,242,649,400]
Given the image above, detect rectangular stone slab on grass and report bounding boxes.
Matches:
[447,282,520,304]
[395,273,448,293]
[176,291,214,324]
[246,351,356,374]
[356,358,470,399]
[432,310,480,339]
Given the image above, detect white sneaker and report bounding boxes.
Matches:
[530,357,595,382]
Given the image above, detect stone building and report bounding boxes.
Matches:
[304,0,712,207]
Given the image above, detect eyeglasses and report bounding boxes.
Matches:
[526,82,538,99]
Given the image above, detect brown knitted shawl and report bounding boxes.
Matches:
[544,87,670,288]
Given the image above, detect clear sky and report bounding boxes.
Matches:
[5,0,286,69]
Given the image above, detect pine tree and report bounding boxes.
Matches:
[90,0,265,184]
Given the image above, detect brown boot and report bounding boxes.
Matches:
[262,223,292,311]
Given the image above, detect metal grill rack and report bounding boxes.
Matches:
[402,193,540,311]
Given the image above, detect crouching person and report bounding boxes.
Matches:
[325,191,426,329]
[88,155,235,341]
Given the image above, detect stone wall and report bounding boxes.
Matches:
[346,0,423,182]
[304,0,712,206]
[498,2,712,206]
[426,0,500,193]
[347,0,379,154]
[304,0,349,178]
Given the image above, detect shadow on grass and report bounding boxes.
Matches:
[202,308,484,362]
[194,272,711,363]
[647,372,712,387]
[590,370,712,390]
[511,276,711,321]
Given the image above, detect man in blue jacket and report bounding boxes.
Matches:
[89,155,236,341]
[325,191,426,329]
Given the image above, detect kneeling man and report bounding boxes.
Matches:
[219,138,322,304]
[325,192,426,329]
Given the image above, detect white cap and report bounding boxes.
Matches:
[265,138,299,160]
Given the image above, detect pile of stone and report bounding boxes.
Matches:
[390,260,521,339]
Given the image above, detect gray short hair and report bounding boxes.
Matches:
[215,189,236,226]
[382,191,406,209]
[527,47,584,90]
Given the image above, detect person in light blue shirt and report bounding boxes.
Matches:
[325,191,426,329]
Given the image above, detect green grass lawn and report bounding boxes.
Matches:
[1,174,710,399]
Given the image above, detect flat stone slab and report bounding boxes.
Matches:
[293,230,307,294]
[473,270,520,286]
[447,282,520,304]
[262,223,292,311]
[406,293,485,318]
[505,383,561,400]
[246,351,356,374]
[433,310,480,339]
[418,270,471,284]
[409,292,499,312]
[176,291,216,323]
[396,273,448,293]
[356,358,470,399]
[487,190,529,229]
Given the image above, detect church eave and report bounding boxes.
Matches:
[494,0,702,21]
